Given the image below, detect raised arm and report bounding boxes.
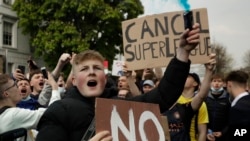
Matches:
[46,72,61,106]
[65,53,76,90]
[38,53,70,106]
[130,23,201,112]
[154,67,163,81]
[123,63,141,96]
[52,53,71,79]
[191,53,216,111]
[38,72,61,106]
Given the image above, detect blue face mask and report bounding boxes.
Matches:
[211,87,224,93]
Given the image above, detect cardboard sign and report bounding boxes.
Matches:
[112,60,124,76]
[95,98,170,141]
[122,8,211,70]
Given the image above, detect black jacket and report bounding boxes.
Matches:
[36,57,190,141]
[227,94,250,141]
[205,90,231,136]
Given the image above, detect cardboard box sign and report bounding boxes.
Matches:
[122,8,211,70]
[95,98,170,141]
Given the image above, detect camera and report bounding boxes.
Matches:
[183,11,194,30]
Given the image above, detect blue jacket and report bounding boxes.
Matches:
[17,96,43,110]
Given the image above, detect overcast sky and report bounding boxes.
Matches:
[140,0,250,69]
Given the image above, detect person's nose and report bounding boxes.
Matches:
[88,67,96,74]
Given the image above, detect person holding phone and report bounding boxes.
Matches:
[12,68,26,81]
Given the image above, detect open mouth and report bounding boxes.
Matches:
[21,89,27,93]
[39,82,44,86]
[58,84,63,87]
[87,80,97,87]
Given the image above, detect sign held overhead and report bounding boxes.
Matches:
[122,8,211,70]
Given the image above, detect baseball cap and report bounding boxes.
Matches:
[189,73,201,91]
[143,80,155,87]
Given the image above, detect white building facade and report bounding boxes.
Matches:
[0,0,32,74]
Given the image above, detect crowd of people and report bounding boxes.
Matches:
[0,22,249,141]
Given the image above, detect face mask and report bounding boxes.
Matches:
[211,87,224,93]
[58,87,65,95]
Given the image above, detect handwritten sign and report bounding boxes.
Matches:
[95,98,170,141]
[122,8,211,70]
[112,60,124,76]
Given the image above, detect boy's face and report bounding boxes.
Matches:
[30,73,44,93]
[72,59,106,97]
[143,85,154,93]
[118,76,128,89]
[17,80,31,99]
[57,76,65,87]
[184,76,197,89]
[211,78,224,89]
[4,80,22,104]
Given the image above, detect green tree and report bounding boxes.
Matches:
[240,50,250,84]
[212,43,233,73]
[13,0,143,69]
[243,49,250,68]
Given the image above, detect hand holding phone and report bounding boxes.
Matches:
[41,67,48,79]
[183,11,194,30]
[18,65,25,74]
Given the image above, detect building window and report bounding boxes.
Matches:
[3,21,13,46]
[7,62,13,74]
[3,0,12,5]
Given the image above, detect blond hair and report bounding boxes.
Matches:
[72,50,105,73]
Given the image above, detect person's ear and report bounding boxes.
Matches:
[2,91,9,98]
[193,81,198,87]
[227,81,232,88]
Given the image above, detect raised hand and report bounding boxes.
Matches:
[89,131,112,141]
[177,23,200,62]
[13,69,25,80]
[44,71,58,90]
[205,53,216,72]
[179,23,200,52]
[58,53,71,66]
[70,52,76,65]
[122,62,132,77]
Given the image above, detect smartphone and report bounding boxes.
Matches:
[18,65,25,74]
[183,11,193,30]
[41,67,48,79]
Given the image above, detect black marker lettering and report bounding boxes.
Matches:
[141,20,154,39]
[125,44,134,62]
[125,22,137,43]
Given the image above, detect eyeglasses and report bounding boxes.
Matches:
[4,81,17,91]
